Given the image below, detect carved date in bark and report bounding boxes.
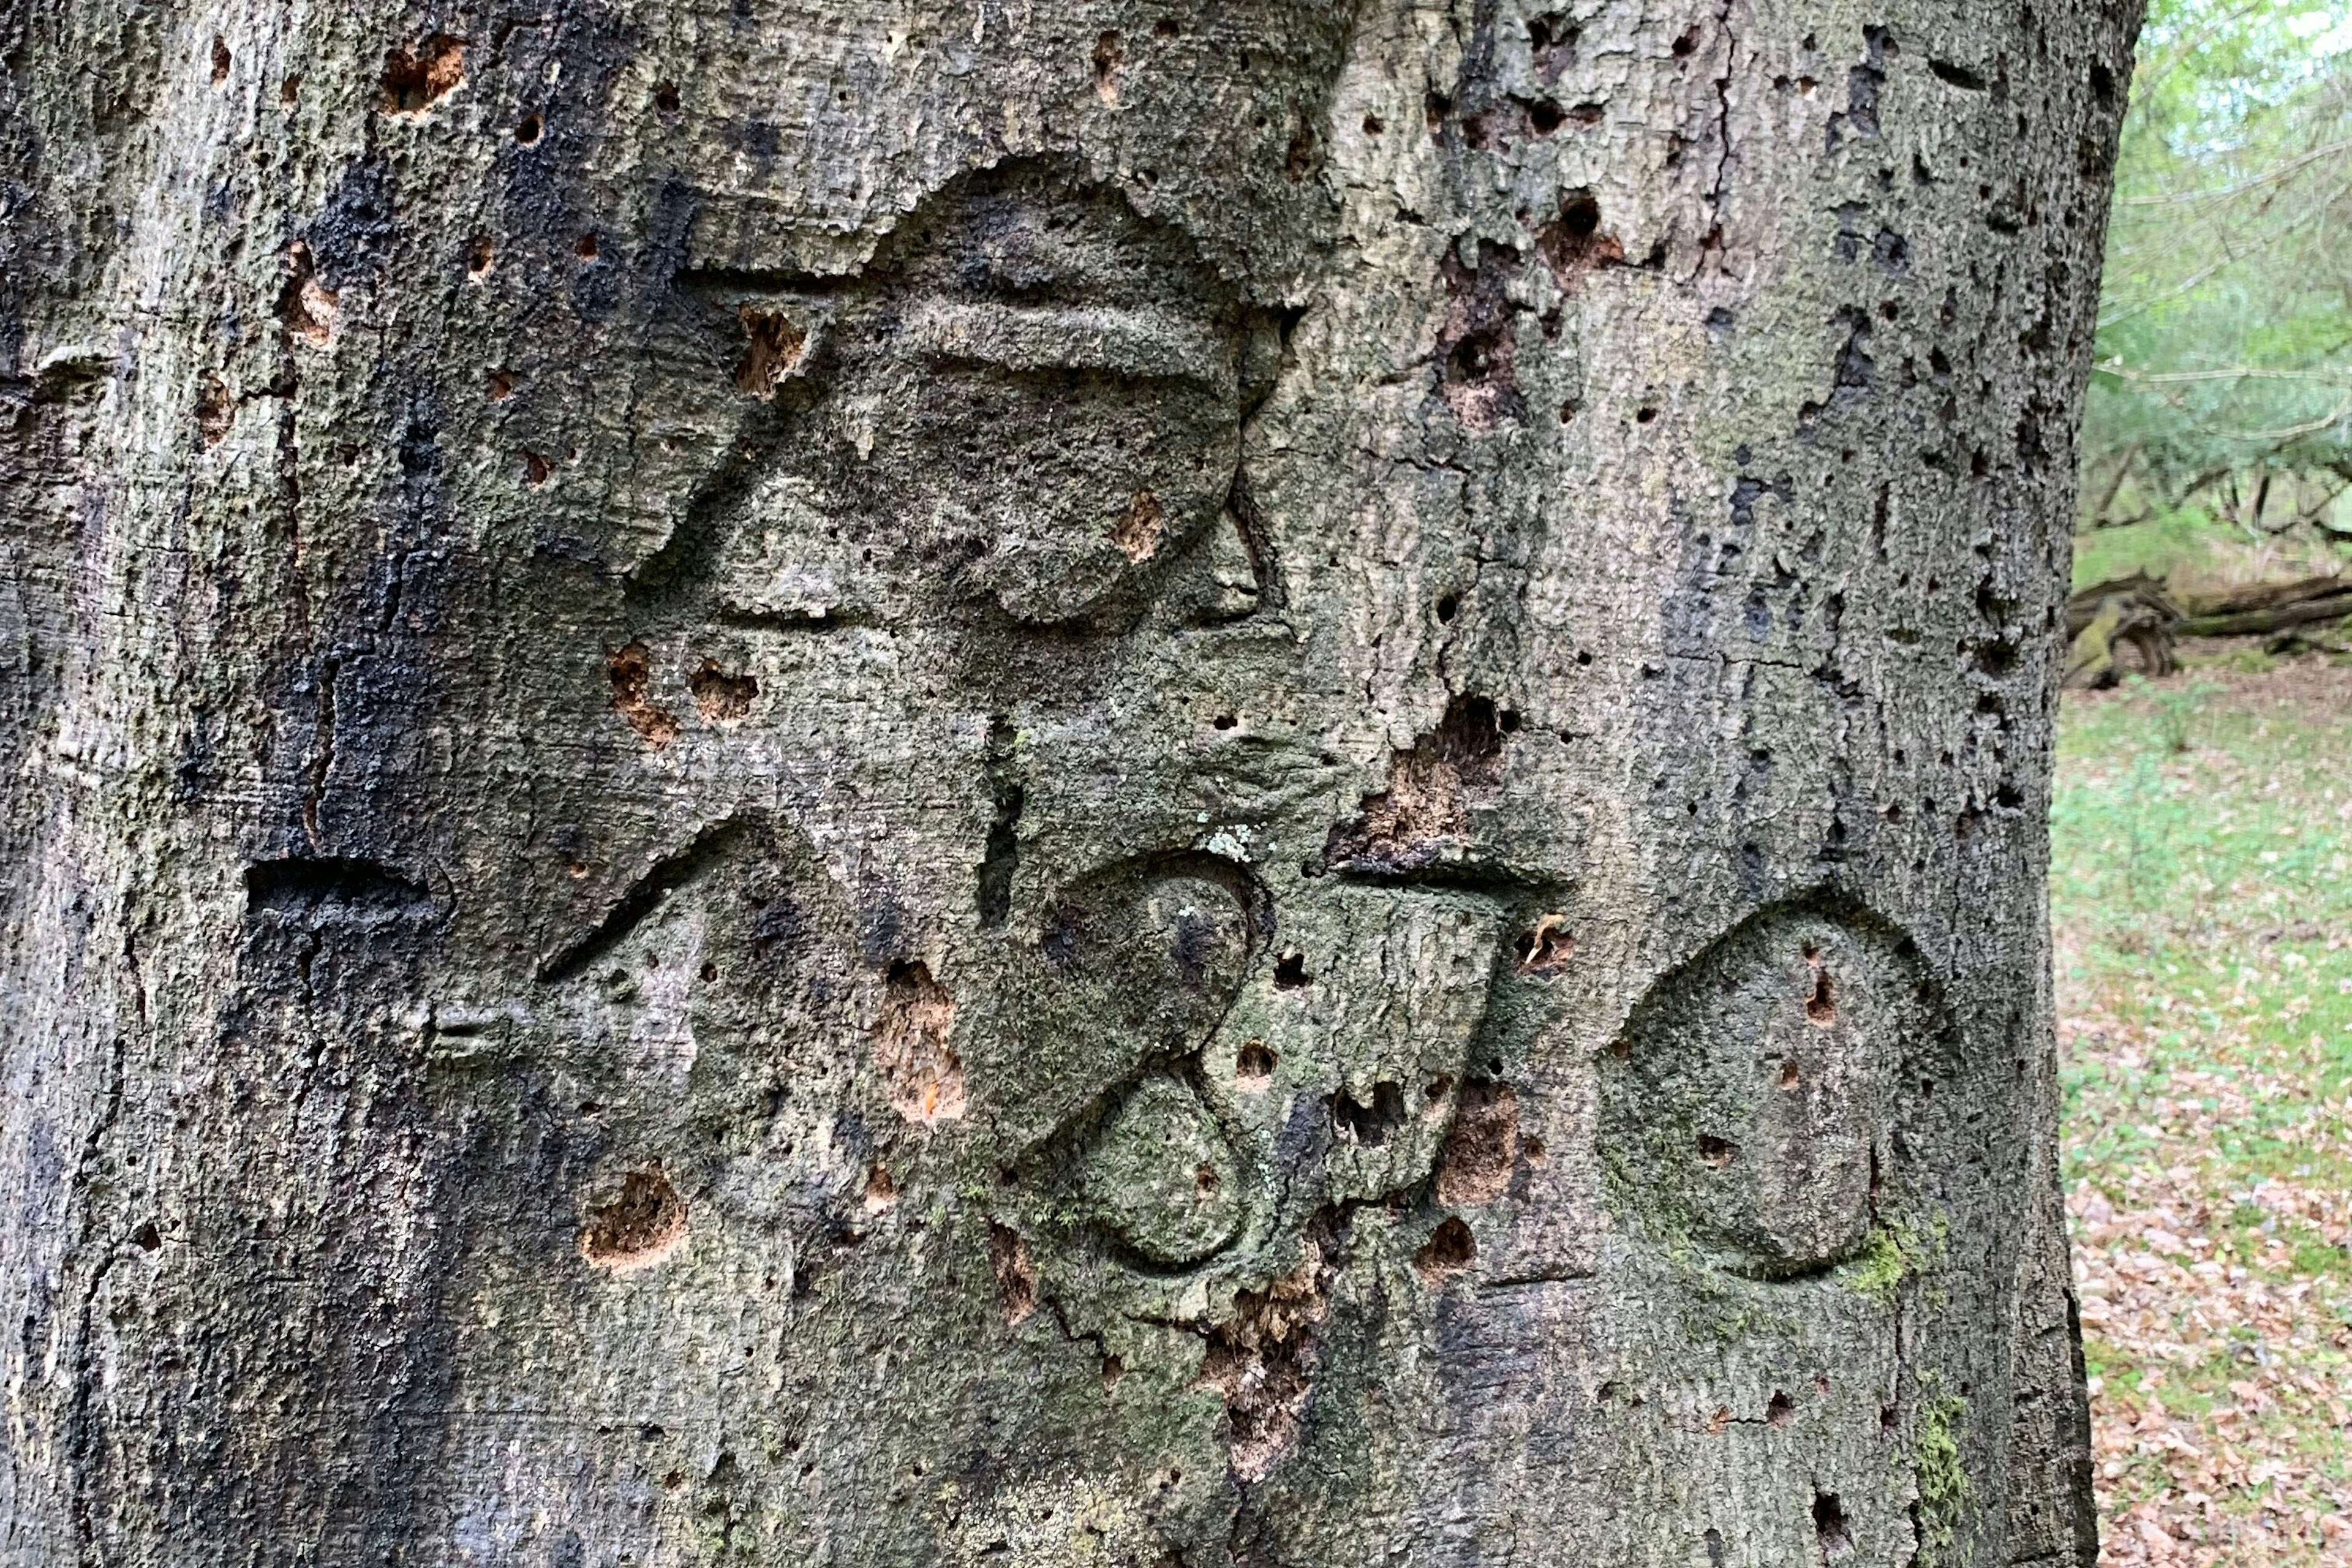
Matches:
[612,160,1280,639]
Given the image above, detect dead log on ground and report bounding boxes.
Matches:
[2065,573,2182,687]
[2064,572,2352,685]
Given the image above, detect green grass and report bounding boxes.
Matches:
[2054,664,2352,1557]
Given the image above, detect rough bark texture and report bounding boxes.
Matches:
[0,0,2138,1561]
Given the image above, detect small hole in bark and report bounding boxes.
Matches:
[1446,328,1502,385]
[280,74,300,104]
[132,1221,164,1252]
[1212,713,1238,730]
[699,961,718,982]
[1434,593,1460,622]
[279,244,339,347]
[1559,399,1582,423]
[606,641,680,748]
[1092,31,1122,104]
[1780,1058,1801,1090]
[1285,127,1316,179]
[1516,915,1575,974]
[1767,1390,1794,1426]
[196,374,233,448]
[381,34,464,113]
[654,80,680,113]
[864,1164,897,1212]
[1415,1216,1476,1281]
[1673,25,1702,56]
[1806,968,1836,1026]
[1194,1163,1221,1196]
[1698,1134,1736,1167]
[1101,1354,1124,1391]
[523,450,552,486]
[1236,1041,1276,1086]
[1154,17,1178,37]
[486,368,513,401]
[516,113,542,143]
[1813,1492,1850,1551]
[1559,194,1600,238]
[1273,952,1310,989]
[211,37,230,83]
[466,235,494,278]
[688,659,757,723]
[1528,99,1566,135]
[1335,1082,1406,1146]
[581,1166,688,1272]
[575,233,599,263]
[736,307,807,400]
[1362,113,1384,135]
[1636,406,1659,424]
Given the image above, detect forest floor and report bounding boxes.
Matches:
[2057,651,2352,1564]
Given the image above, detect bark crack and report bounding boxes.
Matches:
[1705,0,1738,242]
[301,655,338,852]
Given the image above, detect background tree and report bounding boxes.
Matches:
[2082,0,2352,540]
[0,1,2138,1563]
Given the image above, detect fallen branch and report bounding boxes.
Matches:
[2065,573,2181,688]
[2177,590,2352,638]
[2064,571,2352,685]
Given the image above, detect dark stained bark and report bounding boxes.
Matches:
[1,0,2139,1562]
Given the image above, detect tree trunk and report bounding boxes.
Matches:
[0,1,2139,1562]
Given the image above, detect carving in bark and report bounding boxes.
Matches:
[0,0,2138,1562]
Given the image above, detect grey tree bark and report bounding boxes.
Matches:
[0,0,2139,1562]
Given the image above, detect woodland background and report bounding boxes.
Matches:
[2056,3,2352,1560]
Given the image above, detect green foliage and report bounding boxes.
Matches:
[2083,3,2352,534]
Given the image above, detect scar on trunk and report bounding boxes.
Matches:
[988,1221,1036,1325]
[606,641,680,747]
[581,1166,688,1272]
[1322,694,1507,872]
[1414,1215,1476,1283]
[688,658,757,722]
[875,960,963,1124]
[1199,1243,1328,1480]
[379,36,464,114]
[1436,1082,1520,1205]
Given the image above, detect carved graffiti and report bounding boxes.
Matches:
[1599,898,1950,1280]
